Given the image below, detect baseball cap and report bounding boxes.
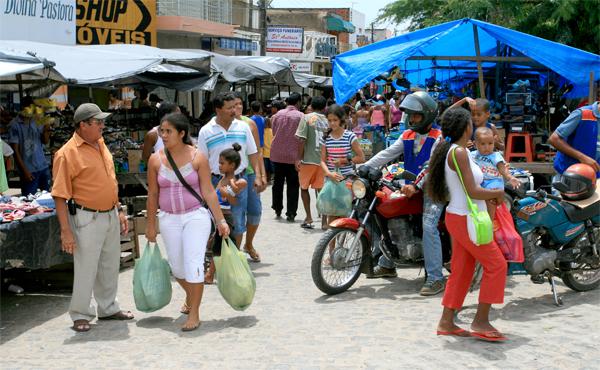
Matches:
[73,103,111,123]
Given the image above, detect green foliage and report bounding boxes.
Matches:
[378,0,599,53]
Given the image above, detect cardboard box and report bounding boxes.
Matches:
[128,149,143,173]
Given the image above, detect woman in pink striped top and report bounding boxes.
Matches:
[146,113,229,332]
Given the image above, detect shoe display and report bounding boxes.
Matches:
[366,265,398,278]
[420,279,446,296]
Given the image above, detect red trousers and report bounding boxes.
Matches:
[442,212,507,310]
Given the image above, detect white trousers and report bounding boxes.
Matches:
[158,207,211,283]
[68,208,121,321]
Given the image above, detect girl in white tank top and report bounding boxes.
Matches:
[425,107,508,343]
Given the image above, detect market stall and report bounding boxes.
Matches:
[331,18,600,175]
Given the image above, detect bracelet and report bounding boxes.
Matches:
[218,219,228,225]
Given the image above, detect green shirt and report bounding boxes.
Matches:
[241,116,255,175]
[295,112,329,165]
[0,140,10,193]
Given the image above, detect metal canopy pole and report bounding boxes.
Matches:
[472,25,486,99]
[589,71,595,103]
[16,74,24,101]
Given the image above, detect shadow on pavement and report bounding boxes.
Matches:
[497,289,600,322]
[1,292,70,345]
[314,277,425,304]
[135,314,258,337]
[63,320,132,344]
[441,332,532,361]
[248,262,274,271]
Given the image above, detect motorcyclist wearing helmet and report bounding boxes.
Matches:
[364,90,446,296]
[548,100,600,178]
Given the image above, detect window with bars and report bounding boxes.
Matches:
[157,0,233,24]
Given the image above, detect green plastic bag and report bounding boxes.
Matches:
[133,243,172,313]
[316,176,353,217]
[214,238,256,311]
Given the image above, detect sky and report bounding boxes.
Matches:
[269,0,402,31]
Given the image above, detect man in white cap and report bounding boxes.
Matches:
[52,103,133,332]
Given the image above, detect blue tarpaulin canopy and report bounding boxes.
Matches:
[333,18,600,103]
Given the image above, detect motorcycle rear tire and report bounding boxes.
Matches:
[311,228,368,295]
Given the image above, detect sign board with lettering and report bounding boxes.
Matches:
[266,26,303,53]
[76,0,156,46]
[290,62,311,73]
[1,0,76,45]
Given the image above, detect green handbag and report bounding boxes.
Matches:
[451,148,494,246]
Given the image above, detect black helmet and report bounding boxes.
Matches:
[400,91,438,134]
[552,163,597,200]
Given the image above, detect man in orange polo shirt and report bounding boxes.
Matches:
[52,103,133,332]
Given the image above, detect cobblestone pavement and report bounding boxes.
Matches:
[2,187,599,369]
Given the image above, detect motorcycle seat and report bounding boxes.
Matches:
[561,200,600,224]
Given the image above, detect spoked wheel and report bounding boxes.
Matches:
[561,227,600,292]
[311,228,367,295]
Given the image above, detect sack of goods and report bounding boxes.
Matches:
[494,203,524,262]
[316,177,353,217]
[133,243,173,312]
[215,238,256,311]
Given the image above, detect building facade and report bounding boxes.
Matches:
[266,7,365,76]
[156,0,260,56]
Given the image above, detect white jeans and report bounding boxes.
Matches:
[158,207,211,283]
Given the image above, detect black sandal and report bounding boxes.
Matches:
[72,319,91,332]
[300,222,315,229]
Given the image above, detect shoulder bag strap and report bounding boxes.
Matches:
[451,147,476,211]
[164,148,207,208]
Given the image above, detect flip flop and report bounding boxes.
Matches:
[300,222,315,229]
[180,303,190,315]
[98,310,134,320]
[243,247,261,263]
[436,328,471,337]
[471,330,508,342]
[72,319,91,332]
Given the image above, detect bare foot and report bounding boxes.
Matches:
[470,321,499,334]
[204,272,214,285]
[437,320,468,335]
[181,314,201,332]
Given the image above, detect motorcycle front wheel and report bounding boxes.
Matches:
[311,228,367,295]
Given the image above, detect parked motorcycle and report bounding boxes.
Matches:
[310,165,451,295]
[472,187,600,306]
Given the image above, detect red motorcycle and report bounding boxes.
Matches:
[311,165,451,295]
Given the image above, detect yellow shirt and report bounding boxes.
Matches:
[263,127,273,158]
[51,132,118,211]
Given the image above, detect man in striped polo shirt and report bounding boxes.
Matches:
[197,93,262,247]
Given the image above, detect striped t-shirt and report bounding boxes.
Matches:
[321,130,358,176]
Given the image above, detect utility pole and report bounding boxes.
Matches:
[371,21,375,44]
[259,0,268,56]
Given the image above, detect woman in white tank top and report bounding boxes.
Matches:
[425,108,508,342]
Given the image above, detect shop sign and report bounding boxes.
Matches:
[219,38,256,52]
[316,41,337,58]
[290,62,311,73]
[1,0,76,44]
[266,26,303,53]
[76,0,156,46]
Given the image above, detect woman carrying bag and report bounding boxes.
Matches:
[146,113,230,332]
[426,108,508,342]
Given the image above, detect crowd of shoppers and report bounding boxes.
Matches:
[36,88,598,340]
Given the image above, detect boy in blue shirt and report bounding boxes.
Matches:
[470,127,520,219]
